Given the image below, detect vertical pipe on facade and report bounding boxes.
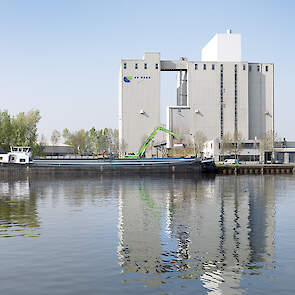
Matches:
[220,64,224,138]
[234,64,238,131]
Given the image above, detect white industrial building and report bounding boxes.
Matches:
[119,30,274,159]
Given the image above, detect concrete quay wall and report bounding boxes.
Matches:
[217,164,295,175]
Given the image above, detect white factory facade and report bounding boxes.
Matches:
[119,30,274,159]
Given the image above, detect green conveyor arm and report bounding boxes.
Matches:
[124,126,180,158]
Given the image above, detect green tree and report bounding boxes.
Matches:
[111,129,119,155]
[62,128,91,154]
[88,127,119,156]
[0,109,41,155]
[62,127,119,156]
[88,127,100,155]
[0,110,13,151]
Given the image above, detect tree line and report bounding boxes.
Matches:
[0,109,42,155]
[48,127,119,156]
[0,109,119,156]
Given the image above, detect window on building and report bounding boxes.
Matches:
[155,63,158,70]
[135,63,138,69]
[265,65,269,72]
[249,65,252,71]
[257,65,260,72]
[203,64,206,70]
[144,63,147,69]
[243,64,246,70]
[195,64,198,70]
[123,63,127,69]
[212,64,215,70]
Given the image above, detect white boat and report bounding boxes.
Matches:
[0,146,32,165]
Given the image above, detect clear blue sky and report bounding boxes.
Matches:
[0,0,294,140]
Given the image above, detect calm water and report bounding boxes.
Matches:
[0,174,295,295]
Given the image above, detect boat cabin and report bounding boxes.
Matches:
[0,146,31,164]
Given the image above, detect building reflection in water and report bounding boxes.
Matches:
[117,176,275,294]
[0,178,40,237]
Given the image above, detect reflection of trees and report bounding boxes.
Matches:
[0,180,40,237]
[28,175,118,208]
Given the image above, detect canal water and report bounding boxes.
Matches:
[0,174,295,295]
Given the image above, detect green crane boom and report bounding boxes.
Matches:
[124,126,180,159]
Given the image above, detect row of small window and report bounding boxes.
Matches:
[249,65,269,72]
[194,64,270,72]
[195,64,215,70]
[123,63,159,70]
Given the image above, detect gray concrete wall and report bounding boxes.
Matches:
[168,62,253,146]
[188,62,221,140]
[248,63,274,139]
[119,53,161,155]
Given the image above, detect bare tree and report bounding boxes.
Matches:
[111,129,119,156]
[220,133,233,160]
[232,130,244,162]
[259,131,280,163]
[192,131,207,157]
[51,129,61,145]
[220,131,243,162]
[40,134,47,146]
[119,139,128,157]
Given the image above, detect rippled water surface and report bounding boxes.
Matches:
[1,174,295,294]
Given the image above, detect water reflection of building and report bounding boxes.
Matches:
[0,179,40,237]
[167,176,275,294]
[118,179,163,275]
[117,176,275,294]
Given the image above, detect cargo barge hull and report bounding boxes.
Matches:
[0,158,216,176]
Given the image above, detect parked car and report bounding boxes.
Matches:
[220,159,240,164]
[266,160,283,164]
